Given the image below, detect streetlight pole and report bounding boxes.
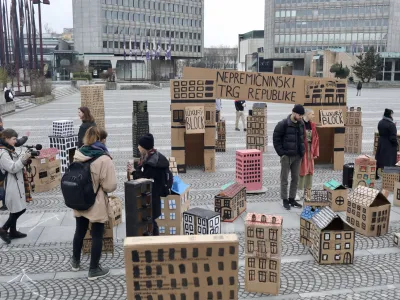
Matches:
[32,0,50,76]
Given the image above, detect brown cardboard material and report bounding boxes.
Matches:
[382,167,400,192]
[394,232,400,247]
[185,106,205,134]
[345,107,362,126]
[393,182,400,207]
[347,186,391,237]
[323,180,348,212]
[353,155,376,188]
[83,218,114,254]
[304,190,330,209]
[319,109,345,127]
[345,126,363,154]
[109,195,123,227]
[30,148,62,193]
[124,234,239,300]
[315,127,344,171]
[215,182,246,222]
[80,85,105,129]
[168,157,179,176]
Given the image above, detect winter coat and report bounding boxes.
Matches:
[72,150,117,223]
[357,82,362,90]
[4,90,13,102]
[300,121,319,176]
[0,149,26,213]
[0,119,28,147]
[133,150,170,219]
[235,100,245,111]
[375,117,398,169]
[78,121,96,148]
[273,115,305,157]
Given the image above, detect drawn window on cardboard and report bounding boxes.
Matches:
[173,110,184,122]
[272,216,276,224]
[259,271,267,282]
[269,272,277,283]
[159,226,165,234]
[261,215,266,223]
[247,227,254,237]
[335,196,345,206]
[251,214,256,222]
[249,270,255,281]
[269,260,277,270]
[269,229,278,241]
[248,258,255,268]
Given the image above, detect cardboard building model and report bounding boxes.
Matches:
[247,103,267,153]
[132,101,149,158]
[124,234,239,300]
[83,217,114,254]
[214,182,246,222]
[80,85,105,129]
[300,206,321,247]
[382,166,400,192]
[216,120,226,152]
[236,149,263,192]
[170,79,216,173]
[30,148,61,193]
[183,207,221,235]
[352,155,376,188]
[323,180,348,212]
[245,213,282,295]
[394,181,400,207]
[158,176,190,236]
[347,186,391,237]
[52,120,74,137]
[49,135,78,174]
[304,190,330,209]
[310,206,355,265]
[394,232,400,247]
[169,157,179,176]
[315,127,345,171]
[345,106,363,154]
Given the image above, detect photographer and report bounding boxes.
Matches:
[0,129,32,244]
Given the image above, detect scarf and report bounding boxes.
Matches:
[0,142,32,203]
[383,116,394,123]
[80,145,106,159]
[139,149,157,167]
[91,141,112,158]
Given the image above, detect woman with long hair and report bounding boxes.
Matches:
[70,126,117,280]
[78,107,96,148]
[0,129,32,244]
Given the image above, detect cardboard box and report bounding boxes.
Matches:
[382,166,400,192]
[345,107,362,126]
[315,127,344,171]
[109,195,123,227]
[347,186,391,237]
[394,182,400,207]
[80,85,105,129]
[353,155,376,188]
[215,182,246,222]
[345,126,363,154]
[30,148,62,193]
[324,180,348,212]
[124,234,239,300]
[183,207,221,235]
[83,218,114,254]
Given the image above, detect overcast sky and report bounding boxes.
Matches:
[40,0,264,47]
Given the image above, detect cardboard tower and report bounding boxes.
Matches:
[236,149,263,192]
[80,85,105,129]
[246,103,267,152]
[344,107,363,154]
[216,120,226,152]
[132,101,149,158]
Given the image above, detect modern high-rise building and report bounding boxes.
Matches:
[72,0,204,79]
[264,0,400,79]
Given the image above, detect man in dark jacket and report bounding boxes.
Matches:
[235,100,246,131]
[375,108,398,179]
[129,133,169,236]
[4,88,14,103]
[273,104,305,210]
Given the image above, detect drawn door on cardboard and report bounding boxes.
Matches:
[185,133,204,166]
[377,225,382,236]
[184,214,195,235]
[344,252,352,264]
[223,209,231,220]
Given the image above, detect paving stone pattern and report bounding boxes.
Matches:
[0,88,399,299]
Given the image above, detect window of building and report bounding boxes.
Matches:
[168,199,176,209]
[345,243,350,249]
[324,233,330,240]
[269,229,278,241]
[370,225,375,231]
[173,110,184,122]
[103,41,108,48]
[159,226,165,234]
[257,241,266,254]
[258,271,267,282]
[248,241,254,252]
[323,242,329,250]
[249,270,255,281]
[335,244,341,250]
[335,234,341,240]
[269,260,277,270]
[269,272,277,283]
[159,213,165,220]
[256,228,264,239]
[322,254,328,261]
[259,259,266,269]
[247,227,254,238]
[335,254,341,261]
[248,258,255,268]
[345,233,352,239]
[170,213,176,220]
[270,242,277,254]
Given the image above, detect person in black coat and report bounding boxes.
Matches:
[375,108,398,179]
[78,107,96,148]
[128,133,169,236]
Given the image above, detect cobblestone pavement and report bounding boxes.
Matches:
[0,87,399,300]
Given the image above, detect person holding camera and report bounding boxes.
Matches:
[0,129,32,244]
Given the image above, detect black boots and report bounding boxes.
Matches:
[289,198,303,208]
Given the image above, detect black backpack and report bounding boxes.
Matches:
[61,157,101,211]
[158,168,174,197]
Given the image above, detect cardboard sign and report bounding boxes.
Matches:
[320,110,344,127]
[185,106,205,134]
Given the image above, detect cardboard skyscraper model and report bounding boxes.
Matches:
[49,134,78,174]
[183,207,221,235]
[345,107,363,154]
[236,149,263,192]
[310,207,355,265]
[216,120,226,152]
[124,234,239,300]
[244,213,282,295]
[170,79,216,173]
[247,103,267,152]
[132,101,149,158]
[214,182,246,222]
[347,186,391,237]
[80,85,105,129]
[382,166,400,192]
[352,155,376,188]
[158,176,190,236]
[300,206,321,247]
[323,180,348,212]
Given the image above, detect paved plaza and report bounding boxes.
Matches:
[0,87,400,299]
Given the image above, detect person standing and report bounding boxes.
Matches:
[375,109,398,179]
[235,100,246,131]
[128,133,170,236]
[273,104,305,210]
[4,87,14,103]
[78,107,96,148]
[356,81,362,96]
[216,98,222,122]
[297,109,319,201]
[70,126,117,280]
[0,129,32,244]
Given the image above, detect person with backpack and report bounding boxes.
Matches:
[4,87,14,103]
[78,107,96,148]
[0,129,32,244]
[62,126,117,280]
[127,133,171,236]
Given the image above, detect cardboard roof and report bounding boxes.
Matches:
[307,190,330,203]
[311,207,354,231]
[324,179,346,191]
[301,206,321,221]
[218,182,245,198]
[185,207,220,219]
[171,176,190,195]
[383,166,400,174]
[348,186,391,207]
[245,213,282,226]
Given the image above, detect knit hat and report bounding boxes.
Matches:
[384,108,393,118]
[292,104,305,115]
[139,133,154,150]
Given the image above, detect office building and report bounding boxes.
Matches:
[73,0,204,79]
[238,30,268,72]
[264,0,400,80]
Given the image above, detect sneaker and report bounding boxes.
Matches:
[88,265,110,280]
[0,228,10,244]
[289,198,303,208]
[295,192,301,201]
[70,257,80,272]
[283,199,291,210]
[8,231,27,239]
[235,128,240,131]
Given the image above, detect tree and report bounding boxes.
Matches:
[330,62,350,79]
[352,47,383,82]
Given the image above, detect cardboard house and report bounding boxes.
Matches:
[124,234,239,300]
[382,166,400,192]
[247,103,268,153]
[236,149,263,192]
[300,206,321,247]
[132,101,149,158]
[245,213,282,295]
[347,186,391,237]
[304,190,330,209]
[345,110,363,154]
[394,181,400,207]
[170,79,216,173]
[315,127,344,171]
[169,157,179,176]
[183,207,221,235]
[352,155,376,188]
[394,232,400,247]
[30,148,61,193]
[216,120,226,152]
[158,176,190,236]
[80,85,105,129]
[214,182,246,222]
[310,207,355,265]
[323,180,348,212]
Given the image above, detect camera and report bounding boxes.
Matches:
[25,144,42,157]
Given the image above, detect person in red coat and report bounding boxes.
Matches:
[297,109,319,200]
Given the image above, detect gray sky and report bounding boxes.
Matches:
[40,0,264,47]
